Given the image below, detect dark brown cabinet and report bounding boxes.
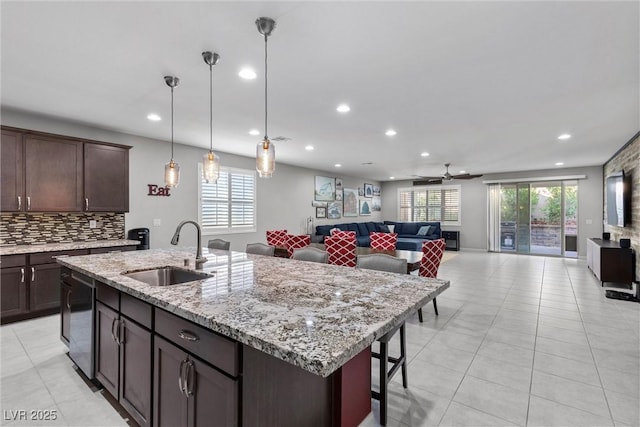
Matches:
[153,336,238,427]
[95,289,152,427]
[29,263,63,312]
[84,144,129,212]
[1,126,130,213]
[587,238,634,285]
[0,129,24,212]
[24,134,83,212]
[1,256,28,318]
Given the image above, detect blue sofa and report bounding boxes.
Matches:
[315,221,441,251]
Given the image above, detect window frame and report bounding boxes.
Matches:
[397,184,462,226]
[198,165,257,235]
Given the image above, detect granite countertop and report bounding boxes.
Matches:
[0,239,140,256]
[57,247,449,377]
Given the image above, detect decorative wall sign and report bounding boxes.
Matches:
[335,189,343,201]
[343,188,359,217]
[335,178,343,191]
[316,207,327,218]
[371,197,381,211]
[364,183,374,198]
[373,185,381,196]
[147,184,171,196]
[358,187,364,196]
[315,176,336,201]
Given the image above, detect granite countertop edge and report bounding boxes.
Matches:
[0,239,140,255]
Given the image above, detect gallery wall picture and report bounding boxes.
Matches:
[358,187,364,196]
[371,197,381,211]
[327,201,342,219]
[364,183,374,198]
[315,176,336,201]
[312,200,328,207]
[316,207,326,218]
[335,190,343,201]
[359,199,372,216]
[373,185,381,196]
[335,178,343,191]
[343,188,359,217]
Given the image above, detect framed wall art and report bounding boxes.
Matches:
[343,188,359,217]
[364,183,374,198]
[371,197,381,211]
[316,207,326,218]
[327,201,342,219]
[335,178,343,191]
[359,199,372,216]
[335,189,343,201]
[315,176,335,201]
[373,185,381,196]
[358,187,364,196]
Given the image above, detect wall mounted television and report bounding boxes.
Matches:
[606,171,631,227]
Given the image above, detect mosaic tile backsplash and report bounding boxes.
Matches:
[0,213,125,245]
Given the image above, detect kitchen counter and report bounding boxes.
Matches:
[57,247,449,378]
[0,239,139,256]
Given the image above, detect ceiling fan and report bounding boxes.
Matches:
[413,163,483,185]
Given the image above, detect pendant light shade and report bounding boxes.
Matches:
[255,17,276,178]
[164,76,180,188]
[202,51,221,183]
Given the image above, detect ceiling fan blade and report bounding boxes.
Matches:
[452,173,483,180]
[412,175,442,180]
[413,179,443,186]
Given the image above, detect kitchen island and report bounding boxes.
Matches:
[57,247,449,426]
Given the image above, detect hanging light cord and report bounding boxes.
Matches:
[170,85,174,161]
[209,62,213,152]
[264,33,268,140]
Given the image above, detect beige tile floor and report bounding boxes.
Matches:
[1,250,639,426]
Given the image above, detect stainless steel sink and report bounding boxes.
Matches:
[122,267,213,286]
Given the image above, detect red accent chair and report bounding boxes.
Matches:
[417,238,446,322]
[325,236,357,267]
[369,232,398,251]
[266,229,288,247]
[285,234,311,258]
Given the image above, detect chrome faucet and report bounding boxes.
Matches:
[170,220,207,266]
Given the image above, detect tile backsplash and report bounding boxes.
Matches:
[0,213,125,245]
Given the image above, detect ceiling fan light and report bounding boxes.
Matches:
[256,138,275,178]
[164,160,180,188]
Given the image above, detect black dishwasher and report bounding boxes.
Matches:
[61,267,95,380]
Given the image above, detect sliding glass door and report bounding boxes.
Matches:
[491,180,578,257]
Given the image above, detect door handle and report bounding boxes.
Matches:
[20,268,25,283]
[186,360,195,397]
[111,318,118,343]
[118,320,125,345]
[26,196,31,211]
[17,196,21,210]
[66,290,71,310]
[85,198,89,211]
[31,267,35,282]
[178,359,188,396]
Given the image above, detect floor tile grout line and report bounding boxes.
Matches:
[524,257,545,427]
[567,261,618,426]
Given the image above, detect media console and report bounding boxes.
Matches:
[586,238,638,302]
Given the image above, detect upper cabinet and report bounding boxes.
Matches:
[84,143,129,212]
[0,126,130,213]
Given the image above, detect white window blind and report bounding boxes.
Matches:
[199,167,256,234]
[398,185,461,225]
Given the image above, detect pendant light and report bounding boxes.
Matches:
[202,51,221,183]
[164,76,180,188]
[255,17,276,178]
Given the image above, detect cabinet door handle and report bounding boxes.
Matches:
[17,196,21,210]
[85,198,89,211]
[178,359,188,396]
[66,290,71,310]
[31,267,35,282]
[178,330,199,342]
[20,268,25,283]
[111,318,118,343]
[187,360,196,397]
[26,196,31,211]
[118,320,125,345]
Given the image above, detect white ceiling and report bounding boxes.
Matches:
[1,1,638,181]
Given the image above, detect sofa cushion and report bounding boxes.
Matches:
[417,225,432,236]
[356,223,369,237]
[396,238,426,251]
[316,225,333,236]
[377,224,390,233]
[365,222,378,234]
[399,222,420,235]
[356,236,370,247]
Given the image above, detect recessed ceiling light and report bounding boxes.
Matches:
[389,176,395,180]
[305,145,314,151]
[385,129,397,136]
[249,129,260,136]
[555,162,564,166]
[558,134,571,140]
[336,104,350,113]
[239,68,257,79]
[420,152,430,157]
[147,113,161,121]
[334,163,342,168]
[459,170,466,174]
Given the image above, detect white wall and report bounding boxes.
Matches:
[382,166,604,256]
[2,108,381,251]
